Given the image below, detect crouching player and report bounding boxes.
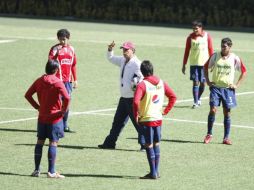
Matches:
[25,60,70,178]
[133,60,177,179]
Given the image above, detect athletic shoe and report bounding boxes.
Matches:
[204,134,212,144]
[64,127,71,132]
[192,104,199,109]
[47,172,65,179]
[98,144,115,149]
[140,173,157,179]
[140,144,146,152]
[198,100,202,106]
[223,138,232,145]
[31,170,40,177]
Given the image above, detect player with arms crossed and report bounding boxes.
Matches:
[25,60,70,178]
[203,37,247,145]
[48,29,77,132]
[182,20,214,108]
[133,60,177,179]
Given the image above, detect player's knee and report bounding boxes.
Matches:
[49,141,58,146]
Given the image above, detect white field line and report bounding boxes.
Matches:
[0,39,17,43]
[0,91,253,128]
[163,118,254,130]
[2,91,254,112]
[0,117,37,124]
[1,35,254,52]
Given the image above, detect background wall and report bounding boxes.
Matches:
[1,0,254,27]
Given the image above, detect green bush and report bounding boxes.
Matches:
[1,0,254,27]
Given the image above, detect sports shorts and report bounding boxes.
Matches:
[37,119,64,141]
[190,65,206,82]
[209,86,237,109]
[141,125,161,144]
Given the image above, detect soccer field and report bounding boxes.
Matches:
[0,17,254,190]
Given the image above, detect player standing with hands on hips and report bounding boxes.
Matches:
[182,20,214,108]
[133,60,177,179]
[25,60,70,178]
[98,41,146,150]
[48,29,77,132]
[203,38,247,145]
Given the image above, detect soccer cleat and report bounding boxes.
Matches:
[140,144,146,152]
[47,172,65,179]
[223,138,232,145]
[140,173,157,180]
[64,127,71,132]
[31,170,40,177]
[204,134,212,144]
[192,104,199,109]
[98,144,115,149]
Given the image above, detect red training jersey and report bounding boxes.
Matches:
[48,44,77,82]
[25,74,70,124]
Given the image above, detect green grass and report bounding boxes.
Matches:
[0,17,254,190]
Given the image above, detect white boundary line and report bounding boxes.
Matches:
[2,91,254,112]
[0,39,17,44]
[0,117,37,124]
[2,35,254,52]
[0,91,253,128]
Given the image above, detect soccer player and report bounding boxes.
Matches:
[182,20,214,108]
[25,60,70,178]
[133,60,177,179]
[48,29,77,132]
[98,41,146,150]
[203,37,247,145]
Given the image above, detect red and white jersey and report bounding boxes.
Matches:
[49,44,77,82]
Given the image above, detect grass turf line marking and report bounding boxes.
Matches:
[0,91,253,128]
[0,39,16,44]
[1,91,253,112]
[1,35,254,53]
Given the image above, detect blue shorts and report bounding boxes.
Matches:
[64,82,72,96]
[190,66,206,82]
[209,86,237,109]
[141,126,161,144]
[37,120,64,141]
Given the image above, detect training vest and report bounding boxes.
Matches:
[189,32,209,66]
[139,80,164,122]
[211,52,237,88]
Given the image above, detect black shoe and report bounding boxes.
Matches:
[140,173,157,179]
[140,144,146,152]
[64,127,75,133]
[98,144,115,149]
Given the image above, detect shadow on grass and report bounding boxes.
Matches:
[173,105,192,109]
[161,139,203,144]
[15,144,140,152]
[64,173,138,179]
[127,137,203,144]
[0,128,36,133]
[0,171,138,179]
[0,171,30,177]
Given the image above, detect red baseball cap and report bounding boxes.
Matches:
[120,41,135,49]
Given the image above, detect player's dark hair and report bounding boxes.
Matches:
[57,29,70,39]
[221,37,233,47]
[45,59,59,75]
[141,60,153,77]
[192,20,203,28]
